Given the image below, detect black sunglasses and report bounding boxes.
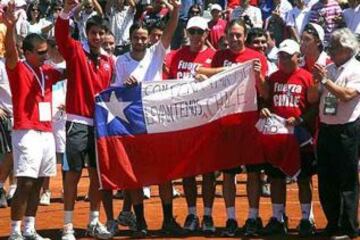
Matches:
[188,28,205,35]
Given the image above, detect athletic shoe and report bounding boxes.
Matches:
[143,187,151,199]
[0,187,8,208]
[243,218,263,236]
[221,219,238,237]
[183,214,199,232]
[261,183,271,197]
[39,191,51,206]
[61,223,75,240]
[172,187,181,198]
[113,190,124,199]
[201,215,216,233]
[117,211,136,231]
[8,232,24,240]
[132,219,148,238]
[261,217,287,236]
[86,222,112,240]
[161,217,185,235]
[297,219,316,237]
[23,231,50,240]
[106,220,119,237]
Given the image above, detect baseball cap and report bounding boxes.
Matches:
[210,4,222,12]
[186,16,208,30]
[307,23,325,42]
[278,39,300,55]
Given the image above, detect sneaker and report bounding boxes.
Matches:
[113,190,124,199]
[261,217,287,236]
[106,220,119,237]
[297,219,316,237]
[0,188,8,208]
[161,217,185,235]
[117,211,136,231]
[23,231,50,240]
[183,214,199,232]
[172,187,181,198]
[261,183,271,197]
[143,187,151,199]
[61,223,75,240]
[8,232,24,240]
[86,222,112,240]
[222,219,238,237]
[39,191,51,206]
[132,219,148,238]
[201,215,215,233]
[243,218,263,237]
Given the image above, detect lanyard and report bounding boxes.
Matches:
[24,61,45,97]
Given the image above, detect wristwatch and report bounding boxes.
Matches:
[320,78,328,85]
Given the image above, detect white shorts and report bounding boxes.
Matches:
[12,130,56,178]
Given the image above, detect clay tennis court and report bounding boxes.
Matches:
[0,165,356,240]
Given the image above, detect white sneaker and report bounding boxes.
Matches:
[23,231,50,240]
[117,211,136,231]
[172,187,181,198]
[143,187,151,199]
[39,191,51,206]
[8,232,24,240]
[61,223,75,240]
[87,222,112,239]
[106,220,118,237]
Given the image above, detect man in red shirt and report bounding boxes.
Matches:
[165,16,217,233]
[55,0,115,239]
[207,4,227,50]
[3,3,64,240]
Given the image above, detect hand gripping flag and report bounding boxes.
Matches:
[95,61,265,190]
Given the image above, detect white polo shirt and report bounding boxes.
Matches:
[319,57,360,124]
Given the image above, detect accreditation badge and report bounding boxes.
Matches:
[323,95,337,115]
[39,102,52,122]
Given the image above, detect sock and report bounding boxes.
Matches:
[248,208,259,220]
[64,211,73,225]
[23,216,35,235]
[11,220,21,234]
[0,181,4,189]
[89,211,99,225]
[301,203,311,220]
[226,207,236,220]
[133,203,145,223]
[272,204,285,222]
[188,206,197,216]
[204,207,212,217]
[162,203,173,221]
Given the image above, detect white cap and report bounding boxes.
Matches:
[210,4,222,12]
[278,39,300,55]
[186,16,208,30]
[307,23,325,42]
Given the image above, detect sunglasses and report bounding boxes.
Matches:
[35,49,48,55]
[188,28,205,35]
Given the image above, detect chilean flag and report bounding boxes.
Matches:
[94,62,265,190]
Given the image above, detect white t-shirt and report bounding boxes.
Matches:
[343,5,360,34]
[24,18,52,36]
[286,7,311,36]
[231,5,263,28]
[113,42,167,86]
[107,6,135,46]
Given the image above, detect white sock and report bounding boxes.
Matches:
[248,208,259,220]
[188,207,197,216]
[204,207,212,216]
[0,181,4,189]
[23,216,35,235]
[226,207,236,220]
[64,211,73,225]
[301,203,312,220]
[272,204,285,222]
[89,211,99,225]
[11,220,22,234]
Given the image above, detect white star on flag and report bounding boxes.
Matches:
[97,91,132,124]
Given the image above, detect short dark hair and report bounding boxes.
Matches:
[26,1,42,22]
[226,19,248,36]
[23,33,47,52]
[303,24,324,52]
[246,28,266,44]
[148,21,166,33]
[85,15,109,33]
[129,21,149,37]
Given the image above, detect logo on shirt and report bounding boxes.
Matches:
[103,63,110,71]
[273,82,302,107]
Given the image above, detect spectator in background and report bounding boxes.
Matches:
[342,0,360,35]
[21,1,53,37]
[207,4,227,50]
[266,31,278,66]
[231,0,263,28]
[105,0,136,55]
[286,0,311,42]
[141,0,171,27]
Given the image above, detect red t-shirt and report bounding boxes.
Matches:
[268,68,313,119]
[7,61,62,132]
[208,19,227,50]
[165,46,216,80]
[211,48,268,76]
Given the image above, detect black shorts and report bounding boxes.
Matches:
[222,166,243,174]
[65,121,96,171]
[0,117,12,155]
